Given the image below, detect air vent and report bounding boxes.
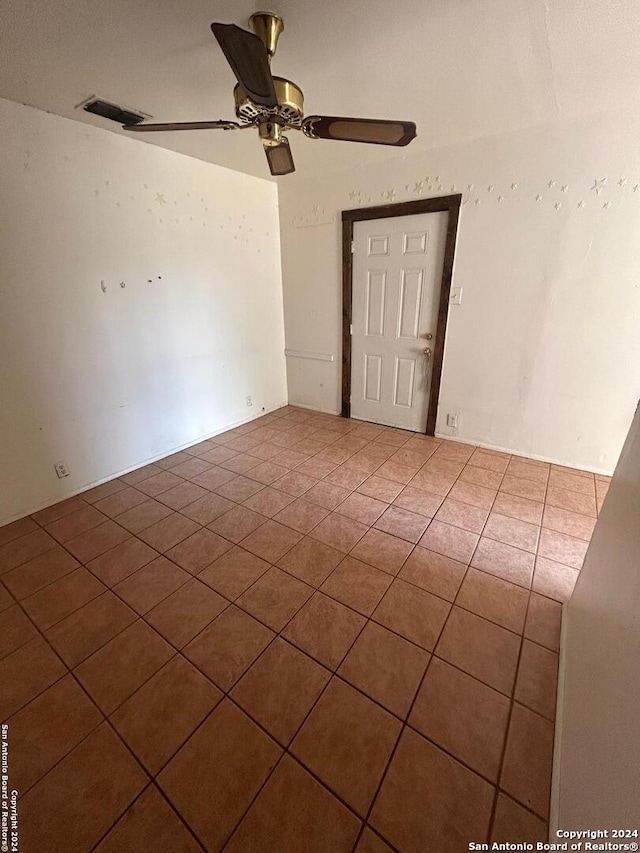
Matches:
[79,96,147,126]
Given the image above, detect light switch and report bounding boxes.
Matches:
[449,287,463,305]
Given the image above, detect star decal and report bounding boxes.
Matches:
[474,198,481,206]
[560,185,569,193]
[554,202,562,210]
[603,201,611,209]
[633,185,640,193]
[413,180,425,194]
[590,178,607,195]
[497,195,504,202]
[467,184,474,191]
[577,200,586,208]
[382,189,396,201]
[487,185,494,193]
[155,193,167,205]
[348,190,359,201]
[510,182,518,190]
[618,178,627,187]
[535,194,543,202]
[548,180,555,189]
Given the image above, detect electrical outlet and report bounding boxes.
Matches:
[446,413,459,429]
[246,395,253,407]
[54,461,70,479]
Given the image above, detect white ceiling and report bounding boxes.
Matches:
[1,0,639,180]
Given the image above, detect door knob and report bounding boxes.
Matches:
[424,333,433,340]
[423,347,432,359]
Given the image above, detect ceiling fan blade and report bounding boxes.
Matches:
[124,120,240,132]
[302,115,417,146]
[264,138,295,176]
[211,23,277,108]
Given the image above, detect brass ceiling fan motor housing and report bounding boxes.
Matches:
[233,77,304,127]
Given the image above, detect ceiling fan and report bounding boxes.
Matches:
[124,12,417,176]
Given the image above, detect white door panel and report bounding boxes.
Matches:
[351,211,448,431]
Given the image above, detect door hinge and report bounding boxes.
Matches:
[350,240,355,254]
[350,323,353,335]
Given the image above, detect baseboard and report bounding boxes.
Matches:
[286,401,341,416]
[1,400,289,528]
[549,602,569,838]
[433,432,613,477]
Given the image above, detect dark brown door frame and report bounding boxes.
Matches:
[341,194,462,435]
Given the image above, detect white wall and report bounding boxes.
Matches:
[279,111,640,474]
[554,399,640,828]
[0,98,286,525]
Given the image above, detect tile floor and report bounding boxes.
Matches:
[0,406,609,852]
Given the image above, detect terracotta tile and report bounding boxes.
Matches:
[357,475,403,503]
[538,528,588,569]
[459,464,503,490]
[94,486,148,518]
[507,458,549,483]
[0,528,57,573]
[3,547,80,599]
[370,727,494,853]
[532,556,579,602]
[146,578,228,648]
[86,538,158,586]
[7,675,102,793]
[136,470,185,497]
[165,527,232,573]
[117,499,173,533]
[200,444,239,464]
[82,479,128,504]
[274,498,330,533]
[19,723,146,853]
[191,465,237,491]
[0,516,39,547]
[492,492,544,525]
[237,566,313,631]
[95,785,202,853]
[424,457,466,480]
[138,513,200,552]
[215,475,264,503]
[491,793,549,843]
[470,451,510,473]
[30,495,88,526]
[219,452,263,474]
[350,528,413,576]
[292,678,401,816]
[243,486,295,517]
[372,460,415,485]
[436,606,521,695]
[169,457,213,480]
[199,545,270,599]
[296,457,339,479]
[0,584,12,613]
[339,621,429,718]
[226,754,360,853]
[45,591,137,667]
[114,556,190,614]
[248,461,290,485]
[305,480,351,510]
[23,567,106,629]
[549,469,595,495]
[356,828,395,852]
[435,497,489,533]
[435,441,476,463]
[0,604,38,659]
[325,464,369,490]
[232,638,330,744]
[500,475,546,502]
[181,491,234,525]
[389,448,430,471]
[399,547,466,601]
[75,620,174,714]
[457,568,529,633]
[273,469,319,497]
[448,480,497,510]
[66,520,130,562]
[310,513,368,552]
[374,506,430,543]
[156,480,208,510]
[525,592,562,651]
[0,637,66,723]
[277,536,343,586]
[514,639,559,719]
[120,462,163,485]
[501,703,554,818]
[241,519,303,562]
[373,578,450,651]
[483,511,540,552]
[542,504,595,541]
[409,467,456,496]
[158,700,281,851]
[335,492,387,526]
[283,592,366,669]
[183,605,274,690]
[419,519,479,563]
[410,657,510,781]
[471,537,534,588]
[155,450,193,470]
[184,438,216,456]
[111,656,222,774]
[321,556,392,616]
